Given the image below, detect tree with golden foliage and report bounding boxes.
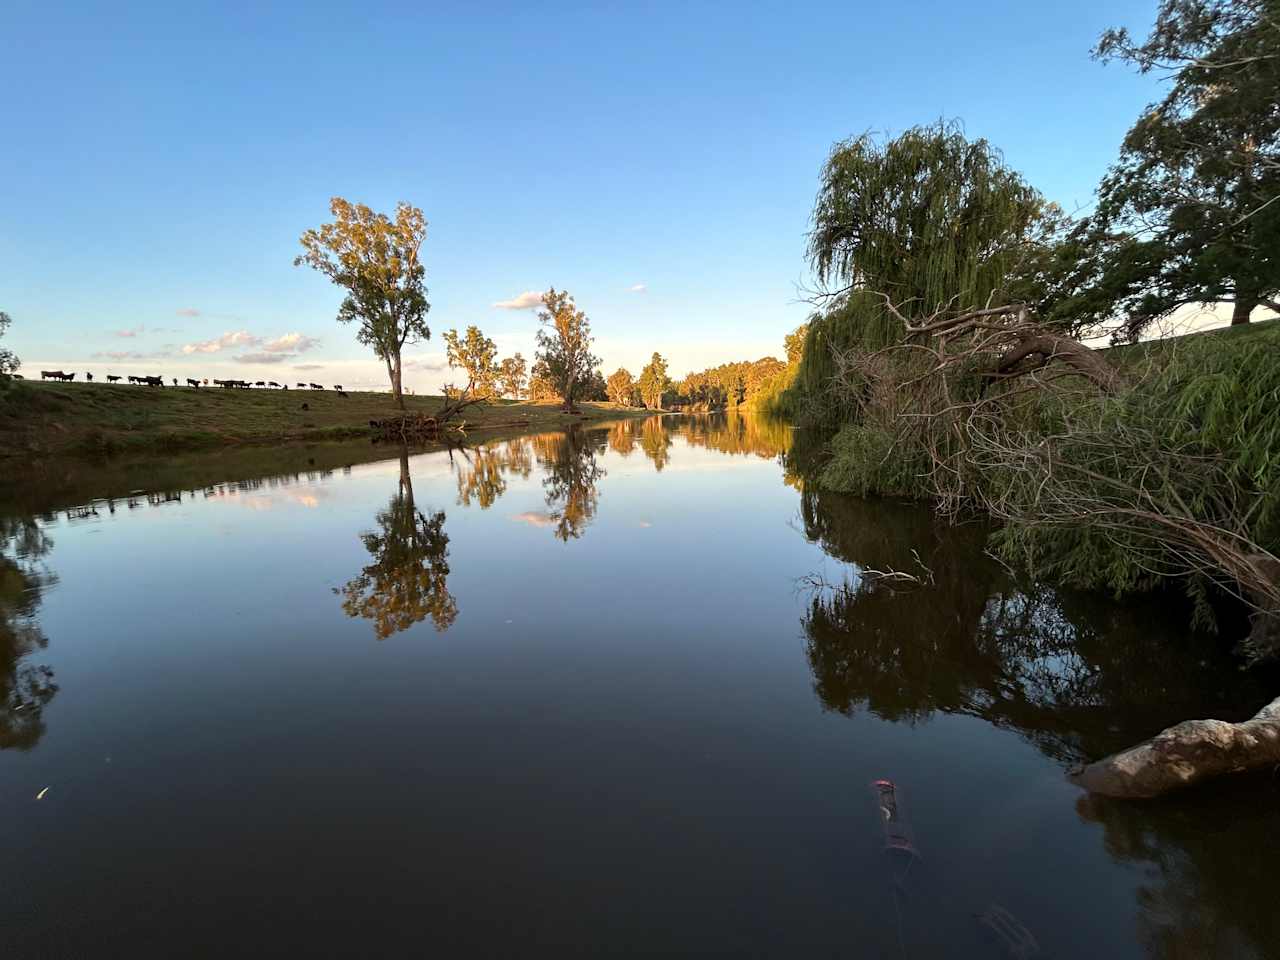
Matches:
[295,198,430,409]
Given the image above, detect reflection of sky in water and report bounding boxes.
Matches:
[0,417,1275,958]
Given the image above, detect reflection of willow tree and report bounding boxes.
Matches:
[638,417,672,472]
[533,428,605,541]
[0,516,58,750]
[800,487,1272,765]
[799,483,1280,958]
[1077,787,1280,959]
[343,451,457,638]
[453,439,533,509]
[676,410,792,460]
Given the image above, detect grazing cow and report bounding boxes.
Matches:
[40,370,67,380]
[142,375,163,387]
[267,381,281,388]
[186,378,201,388]
[63,372,76,381]
[333,384,343,391]
[336,389,348,398]
[296,382,307,388]
[172,378,178,386]
[86,372,94,382]
[107,375,121,383]
[309,382,323,390]
[255,381,266,387]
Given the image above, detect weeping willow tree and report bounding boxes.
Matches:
[787,121,1048,425]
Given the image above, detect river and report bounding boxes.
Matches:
[2,413,1277,957]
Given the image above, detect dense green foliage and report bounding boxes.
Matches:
[785,122,1049,426]
[677,356,785,410]
[1081,0,1280,338]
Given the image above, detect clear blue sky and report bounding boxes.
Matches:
[1,0,1162,388]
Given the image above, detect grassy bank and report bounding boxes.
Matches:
[0,380,649,460]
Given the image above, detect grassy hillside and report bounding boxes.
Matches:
[0,380,647,459]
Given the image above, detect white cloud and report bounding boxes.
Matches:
[176,308,201,317]
[182,330,261,354]
[492,290,545,310]
[263,332,321,354]
[628,283,647,293]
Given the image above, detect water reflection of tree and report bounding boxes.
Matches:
[533,428,605,541]
[1078,785,1280,958]
[639,417,672,472]
[800,487,1271,764]
[342,450,457,638]
[0,516,58,750]
[453,439,533,509]
[607,420,638,457]
[798,482,1280,958]
[676,410,793,460]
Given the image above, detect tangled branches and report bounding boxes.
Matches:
[824,295,1280,660]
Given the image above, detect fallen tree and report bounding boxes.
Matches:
[1068,695,1280,798]
[818,295,1280,796]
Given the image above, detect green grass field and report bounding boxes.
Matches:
[0,380,648,460]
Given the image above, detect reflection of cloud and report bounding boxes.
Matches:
[492,291,544,310]
[511,511,557,528]
[294,494,320,509]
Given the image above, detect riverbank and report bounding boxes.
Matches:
[0,380,652,459]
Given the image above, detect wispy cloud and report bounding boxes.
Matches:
[234,352,291,364]
[90,349,174,361]
[176,308,201,317]
[628,283,647,293]
[293,363,325,371]
[112,324,146,338]
[405,357,447,372]
[182,330,261,355]
[492,290,544,310]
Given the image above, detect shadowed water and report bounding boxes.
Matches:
[2,413,1277,958]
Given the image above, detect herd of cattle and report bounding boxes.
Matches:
[36,371,348,396]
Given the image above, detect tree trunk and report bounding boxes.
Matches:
[1067,695,1280,798]
[1231,293,1255,326]
[392,352,405,410]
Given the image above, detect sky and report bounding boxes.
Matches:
[1,0,1170,391]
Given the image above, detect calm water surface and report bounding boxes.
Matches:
[3,414,1278,958]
